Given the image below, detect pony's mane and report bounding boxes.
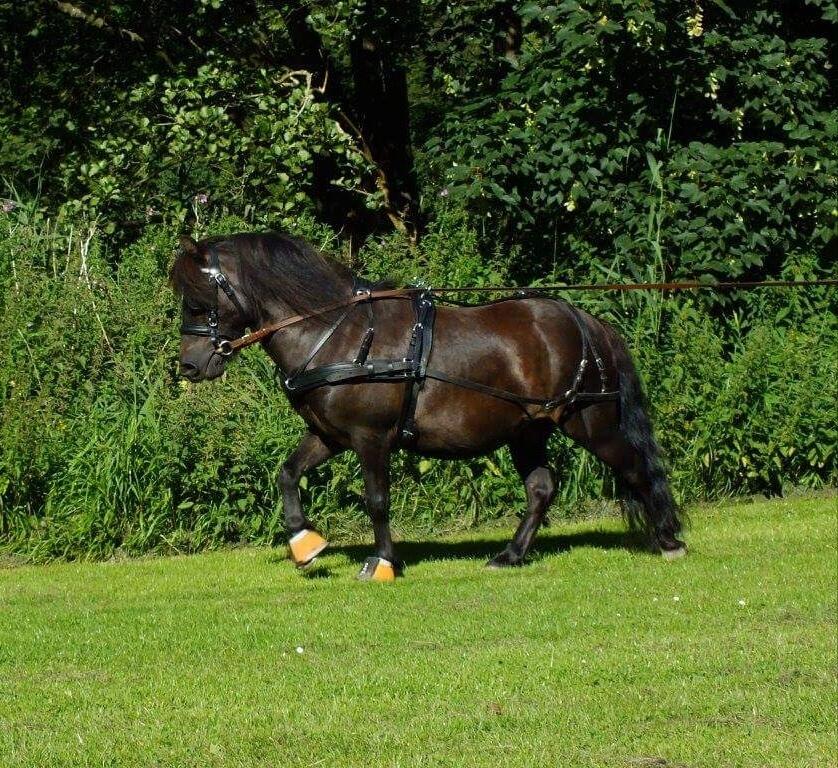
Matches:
[170,232,361,317]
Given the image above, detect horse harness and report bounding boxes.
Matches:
[182,247,619,444]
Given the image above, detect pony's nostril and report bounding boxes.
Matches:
[180,362,200,380]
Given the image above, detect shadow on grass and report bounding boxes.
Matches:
[299,564,334,579]
[329,528,649,567]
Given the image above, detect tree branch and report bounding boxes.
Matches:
[51,1,144,43]
[49,1,174,68]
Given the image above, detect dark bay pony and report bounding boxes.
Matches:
[172,232,685,580]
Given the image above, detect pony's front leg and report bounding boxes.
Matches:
[354,435,401,582]
[279,431,340,567]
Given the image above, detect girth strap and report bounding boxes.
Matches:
[398,293,435,444]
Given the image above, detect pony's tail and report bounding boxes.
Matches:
[609,333,684,548]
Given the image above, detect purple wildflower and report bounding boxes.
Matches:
[195,193,209,205]
[1,200,16,213]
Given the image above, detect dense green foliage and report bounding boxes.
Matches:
[1,497,835,766]
[2,1,835,266]
[0,1,835,558]
[432,1,837,282]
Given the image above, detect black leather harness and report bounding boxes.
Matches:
[275,288,619,444]
[181,246,618,444]
[180,244,249,353]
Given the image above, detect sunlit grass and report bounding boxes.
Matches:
[0,495,834,767]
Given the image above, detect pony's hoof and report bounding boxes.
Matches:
[486,551,523,568]
[661,546,687,561]
[357,556,401,582]
[289,529,328,568]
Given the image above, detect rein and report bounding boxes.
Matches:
[224,288,415,355]
[216,278,837,355]
[181,261,832,442]
[429,278,838,293]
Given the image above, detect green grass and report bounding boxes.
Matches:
[0,495,835,768]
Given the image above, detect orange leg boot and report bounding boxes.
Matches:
[288,529,328,568]
[357,556,399,582]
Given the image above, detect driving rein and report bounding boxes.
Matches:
[182,247,619,443]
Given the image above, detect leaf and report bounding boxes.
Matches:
[645,153,662,190]
[710,0,738,18]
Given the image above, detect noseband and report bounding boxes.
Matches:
[179,245,248,356]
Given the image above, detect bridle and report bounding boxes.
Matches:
[179,245,249,357]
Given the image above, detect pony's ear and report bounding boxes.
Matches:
[179,235,200,259]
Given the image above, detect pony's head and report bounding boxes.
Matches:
[170,235,252,382]
[170,232,358,382]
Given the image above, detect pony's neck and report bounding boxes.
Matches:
[257,291,362,378]
[234,233,358,375]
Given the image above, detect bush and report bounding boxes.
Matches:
[650,307,836,499]
[431,0,836,283]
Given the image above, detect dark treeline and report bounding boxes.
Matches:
[2,1,835,273]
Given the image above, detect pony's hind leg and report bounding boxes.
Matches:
[561,400,686,557]
[488,422,556,568]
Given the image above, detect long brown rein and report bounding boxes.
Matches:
[224,278,837,354]
[223,288,415,354]
[430,278,838,293]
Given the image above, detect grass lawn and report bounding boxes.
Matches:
[0,495,835,768]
